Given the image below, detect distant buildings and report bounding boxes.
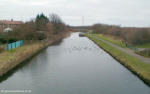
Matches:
[0,19,24,32]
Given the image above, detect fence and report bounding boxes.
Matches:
[7,40,24,50]
[126,43,137,51]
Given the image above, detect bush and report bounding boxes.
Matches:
[8,38,18,43]
[92,24,150,45]
[49,13,67,34]
[0,13,67,44]
[136,49,150,57]
[125,28,150,45]
[0,47,4,53]
[0,38,7,44]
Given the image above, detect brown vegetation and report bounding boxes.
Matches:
[0,13,70,76]
[92,24,150,45]
[0,13,68,44]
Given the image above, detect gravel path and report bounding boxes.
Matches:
[93,35,150,64]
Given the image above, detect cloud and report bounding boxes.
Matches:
[0,0,149,27]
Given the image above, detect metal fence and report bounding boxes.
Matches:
[7,40,24,50]
[126,43,137,51]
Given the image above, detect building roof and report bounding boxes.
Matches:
[0,20,24,25]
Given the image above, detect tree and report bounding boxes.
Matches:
[49,14,66,34]
[35,13,49,31]
[49,14,63,24]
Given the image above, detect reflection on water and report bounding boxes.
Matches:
[0,32,149,94]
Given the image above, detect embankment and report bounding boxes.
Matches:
[86,35,150,87]
[0,32,70,76]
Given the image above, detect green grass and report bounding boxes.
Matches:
[9,49,16,53]
[93,34,150,48]
[136,43,150,48]
[93,34,126,48]
[86,34,150,86]
[0,42,45,76]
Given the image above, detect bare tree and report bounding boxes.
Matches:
[49,14,63,24]
[49,13,66,34]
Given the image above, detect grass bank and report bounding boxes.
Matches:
[86,34,150,86]
[94,34,150,49]
[93,34,126,48]
[0,32,70,76]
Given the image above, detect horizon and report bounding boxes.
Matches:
[0,0,150,27]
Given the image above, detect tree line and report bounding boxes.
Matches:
[92,24,150,45]
[0,13,68,43]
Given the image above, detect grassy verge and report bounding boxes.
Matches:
[0,42,46,76]
[93,34,126,48]
[0,32,70,76]
[94,34,150,49]
[86,34,150,86]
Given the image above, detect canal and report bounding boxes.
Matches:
[0,32,149,94]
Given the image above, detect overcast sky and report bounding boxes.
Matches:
[0,0,150,27]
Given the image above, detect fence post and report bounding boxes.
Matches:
[20,41,21,46]
[11,43,12,50]
[7,40,24,51]
[15,41,16,48]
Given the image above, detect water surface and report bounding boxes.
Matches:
[0,32,149,94]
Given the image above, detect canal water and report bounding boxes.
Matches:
[0,32,149,94]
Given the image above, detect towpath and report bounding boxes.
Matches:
[91,35,150,64]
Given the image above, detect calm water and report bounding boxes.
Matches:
[0,32,149,94]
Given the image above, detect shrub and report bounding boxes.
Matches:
[92,24,150,45]
[136,49,150,57]
[0,47,4,53]
[49,13,66,34]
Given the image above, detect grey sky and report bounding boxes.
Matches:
[0,0,150,27]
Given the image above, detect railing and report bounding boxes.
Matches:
[7,40,24,50]
[126,43,137,51]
